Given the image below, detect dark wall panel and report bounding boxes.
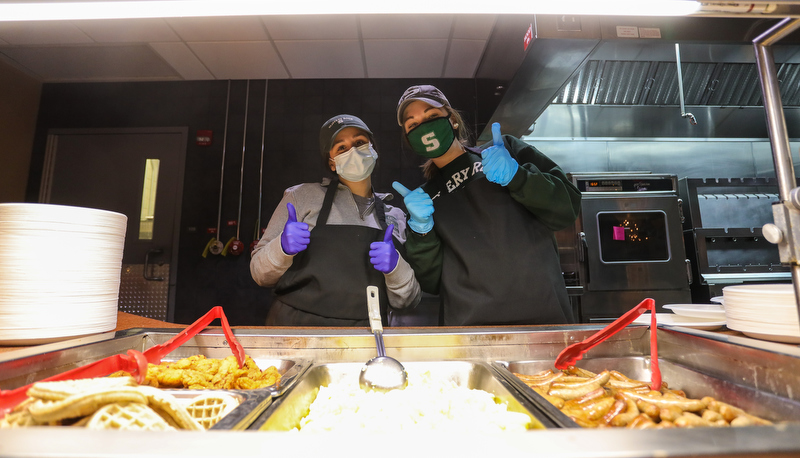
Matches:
[27,78,488,325]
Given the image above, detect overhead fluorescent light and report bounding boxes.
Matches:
[0,0,703,22]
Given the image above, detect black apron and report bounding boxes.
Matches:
[422,151,573,325]
[272,179,395,325]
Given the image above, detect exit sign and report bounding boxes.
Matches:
[523,23,533,51]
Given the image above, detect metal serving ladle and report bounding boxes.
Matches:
[358,286,408,392]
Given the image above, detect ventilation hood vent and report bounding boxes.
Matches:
[481,16,800,141]
[554,60,800,107]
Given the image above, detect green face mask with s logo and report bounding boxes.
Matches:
[406,116,455,158]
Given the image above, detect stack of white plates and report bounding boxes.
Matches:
[633,311,726,330]
[0,203,127,345]
[723,284,800,344]
[663,303,726,321]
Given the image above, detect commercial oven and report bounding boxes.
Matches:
[558,173,692,322]
[678,177,789,302]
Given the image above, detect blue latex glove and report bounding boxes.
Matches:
[392,181,434,234]
[280,202,310,255]
[481,122,518,186]
[369,225,399,274]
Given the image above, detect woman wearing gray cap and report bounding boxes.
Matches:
[251,114,421,326]
[392,85,581,326]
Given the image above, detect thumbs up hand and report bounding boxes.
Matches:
[480,122,518,186]
[280,202,311,255]
[369,225,399,274]
[392,181,434,234]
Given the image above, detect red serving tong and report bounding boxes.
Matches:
[0,306,244,416]
[554,298,662,391]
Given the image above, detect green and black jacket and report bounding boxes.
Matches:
[403,135,581,326]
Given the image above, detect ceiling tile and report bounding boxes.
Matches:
[74,18,180,43]
[360,15,452,39]
[452,15,496,40]
[444,39,486,78]
[275,40,364,78]
[0,45,180,82]
[150,42,213,80]
[167,17,268,42]
[188,41,288,79]
[0,22,92,45]
[364,39,447,78]
[261,15,359,40]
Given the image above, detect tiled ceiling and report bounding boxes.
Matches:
[0,14,496,82]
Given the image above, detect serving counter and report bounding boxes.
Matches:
[1,312,800,458]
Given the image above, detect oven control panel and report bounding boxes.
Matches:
[575,176,676,193]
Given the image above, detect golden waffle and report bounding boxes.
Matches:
[86,402,175,431]
[27,387,148,423]
[184,393,239,429]
[0,409,40,428]
[27,376,138,401]
[137,386,202,431]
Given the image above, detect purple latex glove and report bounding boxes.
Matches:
[369,225,399,274]
[481,122,518,186]
[280,202,310,255]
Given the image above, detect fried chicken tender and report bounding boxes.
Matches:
[171,355,207,370]
[110,363,161,387]
[112,354,281,390]
[192,357,222,374]
[181,369,215,389]
[156,368,186,388]
[234,366,280,390]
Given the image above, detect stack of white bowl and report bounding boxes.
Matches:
[0,203,127,345]
[723,284,800,344]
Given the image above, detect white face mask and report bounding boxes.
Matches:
[333,143,378,182]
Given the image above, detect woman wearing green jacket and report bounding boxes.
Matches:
[392,85,581,326]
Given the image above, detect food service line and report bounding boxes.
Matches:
[1,316,800,457]
[0,310,753,356]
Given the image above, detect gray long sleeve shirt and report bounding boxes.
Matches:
[250,178,421,310]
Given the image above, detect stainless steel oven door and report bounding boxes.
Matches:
[581,194,689,292]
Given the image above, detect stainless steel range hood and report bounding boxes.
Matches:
[480,16,800,142]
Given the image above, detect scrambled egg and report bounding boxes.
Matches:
[296,370,531,432]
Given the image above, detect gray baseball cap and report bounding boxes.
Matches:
[396,85,451,125]
[319,114,373,156]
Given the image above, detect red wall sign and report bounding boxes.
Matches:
[196,130,213,146]
[523,23,533,51]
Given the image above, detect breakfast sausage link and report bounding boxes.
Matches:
[514,372,564,387]
[659,405,684,422]
[636,400,660,420]
[566,366,597,378]
[703,397,772,426]
[532,386,565,409]
[619,389,707,412]
[674,412,713,428]
[551,371,611,391]
[563,396,617,422]
[628,413,658,429]
[549,383,603,401]
[602,399,626,425]
[610,397,640,427]
[563,387,606,408]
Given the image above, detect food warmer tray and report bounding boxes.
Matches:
[1,325,800,457]
[251,360,558,431]
[0,328,311,430]
[492,356,800,429]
